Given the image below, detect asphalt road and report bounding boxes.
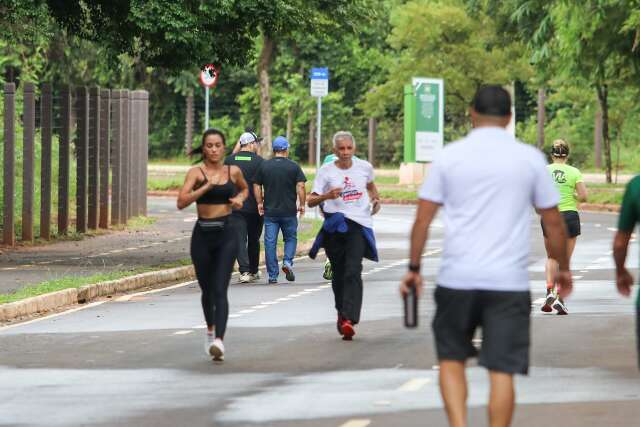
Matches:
[1,206,638,427]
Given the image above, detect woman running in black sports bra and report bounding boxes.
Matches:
[177,128,248,361]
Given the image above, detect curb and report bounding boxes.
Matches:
[0,242,314,324]
[0,266,194,323]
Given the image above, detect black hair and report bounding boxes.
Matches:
[471,85,511,117]
[189,128,226,161]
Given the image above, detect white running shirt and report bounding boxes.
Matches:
[419,127,559,292]
[313,158,375,228]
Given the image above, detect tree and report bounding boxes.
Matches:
[363,0,531,141]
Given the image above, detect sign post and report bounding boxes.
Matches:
[199,64,219,131]
[412,77,444,162]
[310,67,329,218]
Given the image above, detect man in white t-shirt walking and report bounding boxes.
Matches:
[400,85,573,427]
[308,131,380,340]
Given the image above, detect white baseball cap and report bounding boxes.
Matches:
[239,132,262,146]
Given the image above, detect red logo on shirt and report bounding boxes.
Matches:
[341,176,363,202]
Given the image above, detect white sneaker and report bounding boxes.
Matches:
[239,272,252,284]
[553,298,569,315]
[209,338,225,361]
[204,333,215,356]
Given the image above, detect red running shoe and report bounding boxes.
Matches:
[340,319,355,340]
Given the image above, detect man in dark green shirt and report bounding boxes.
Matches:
[613,175,640,368]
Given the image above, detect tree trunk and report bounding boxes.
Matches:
[286,109,293,142]
[368,117,376,165]
[595,84,612,183]
[536,88,545,149]
[308,118,316,165]
[258,34,275,157]
[185,92,194,156]
[594,106,603,169]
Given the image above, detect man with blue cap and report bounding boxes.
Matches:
[254,136,307,284]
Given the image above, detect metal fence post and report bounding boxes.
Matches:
[121,89,130,222]
[3,83,16,246]
[99,88,110,229]
[141,90,149,216]
[22,82,36,243]
[76,86,89,233]
[88,86,100,229]
[110,90,122,226]
[40,84,53,240]
[58,86,72,235]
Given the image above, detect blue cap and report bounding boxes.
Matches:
[272,136,289,151]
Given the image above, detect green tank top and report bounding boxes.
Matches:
[547,163,583,212]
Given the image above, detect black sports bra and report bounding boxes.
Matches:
[195,166,235,205]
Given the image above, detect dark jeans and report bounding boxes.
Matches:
[232,211,263,274]
[324,219,366,324]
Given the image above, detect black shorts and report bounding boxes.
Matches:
[432,286,531,375]
[541,210,581,238]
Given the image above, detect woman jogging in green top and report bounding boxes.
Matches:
[541,139,588,314]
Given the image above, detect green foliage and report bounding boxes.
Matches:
[364,0,531,143]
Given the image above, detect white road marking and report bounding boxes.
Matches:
[397,378,431,392]
[0,301,107,332]
[607,227,617,232]
[339,420,371,427]
[184,217,197,222]
[250,305,267,309]
[580,270,588,273]
[533,298,546,304]
[237,309,255,314]
[191,325,207,329]
[229,314,242,318]
[109,249,124,254]
[1,267,17,271]
[173,330,193,335]
[572,276,583,280]
[595,224,602,228]
[260,301,279,305]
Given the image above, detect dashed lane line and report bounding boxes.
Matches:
[173,330,194,335]
[397,378,431,392]
[339,420,371,427]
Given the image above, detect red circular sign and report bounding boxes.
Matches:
[199,64,219,88]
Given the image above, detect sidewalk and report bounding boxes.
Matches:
[149,165,635,183]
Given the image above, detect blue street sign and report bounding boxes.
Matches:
[311,67,329,80]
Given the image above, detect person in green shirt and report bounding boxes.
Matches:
[613,175,640,368]
[541,139,588,314]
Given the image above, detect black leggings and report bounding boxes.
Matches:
[190,216,238,338]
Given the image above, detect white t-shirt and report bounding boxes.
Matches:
[419,127,559,292]
[313,158,375,228]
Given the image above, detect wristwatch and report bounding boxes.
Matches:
[408,263,420,273]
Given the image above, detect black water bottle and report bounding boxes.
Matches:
[404,284,418,328]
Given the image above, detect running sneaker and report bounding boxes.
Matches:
[204,332,215,356]
[239,272,253,284]
[553,297,569,315]
[252,271,262,280]
[282,264,295,282]
[541,287,556,313]
[268,278,278,284]
[340,319,355,341]
[209,338,225,361]
[323,260,333,281]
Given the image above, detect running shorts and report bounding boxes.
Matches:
[541,210,581,238]
[432,286,531,375]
